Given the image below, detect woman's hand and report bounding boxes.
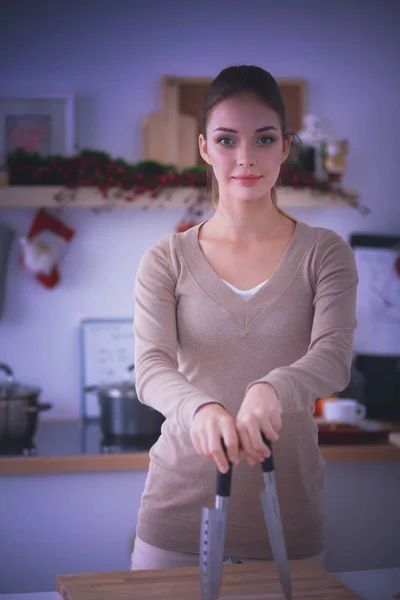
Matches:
[236,383,282,466]
[190,403,240,473]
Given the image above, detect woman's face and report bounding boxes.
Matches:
[199,93,290,202]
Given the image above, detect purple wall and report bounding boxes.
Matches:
[0,0,399,420]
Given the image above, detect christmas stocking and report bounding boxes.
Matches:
[19,209,75,288]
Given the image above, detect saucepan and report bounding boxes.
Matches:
[85,364,165,441]
[0,362,52,445]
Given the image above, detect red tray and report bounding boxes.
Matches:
[315,419,393,445]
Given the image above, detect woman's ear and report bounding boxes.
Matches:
[281,135,291,163]
[199,134,212,166]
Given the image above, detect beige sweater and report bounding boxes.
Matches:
[134,219,358,559]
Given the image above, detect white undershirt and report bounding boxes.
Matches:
[221,278,269,301]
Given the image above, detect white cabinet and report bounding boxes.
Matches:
[1,462,399,594]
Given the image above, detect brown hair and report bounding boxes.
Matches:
[202,65,293,212]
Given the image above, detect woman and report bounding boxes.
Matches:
[130,65,358,570]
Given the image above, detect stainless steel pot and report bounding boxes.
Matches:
[85,365,164,441]
[0,363,52,444]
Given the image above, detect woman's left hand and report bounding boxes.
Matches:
[236,383,282,466]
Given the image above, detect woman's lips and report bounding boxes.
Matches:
[233,176,262,186]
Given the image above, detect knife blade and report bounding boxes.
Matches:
[200,444,232,600]
[260,434,292,600]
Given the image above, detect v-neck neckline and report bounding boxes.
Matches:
[177,218,312,331]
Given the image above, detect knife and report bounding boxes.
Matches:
[200,443,232,600]
[261,433,292,600]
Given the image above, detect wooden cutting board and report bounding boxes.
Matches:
[142,79,198,168]
[57,561,362,599]
[142,110,198,169]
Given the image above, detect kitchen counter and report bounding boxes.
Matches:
[0,420,153,475]
[0,567,399,600]
[0,419,399,476]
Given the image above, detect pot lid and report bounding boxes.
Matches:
[96,380,137,398]
[0,364,41,399]
[0,381,41,399]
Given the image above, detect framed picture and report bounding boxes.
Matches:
[79,318,135,420]
[0,94,76,163]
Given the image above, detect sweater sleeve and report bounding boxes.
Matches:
[246,231,359,413]
[133,238,220,431]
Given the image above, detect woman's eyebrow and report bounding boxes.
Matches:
[213,125,279,133]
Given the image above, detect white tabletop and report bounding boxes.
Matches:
[334,568,400,600]
[0,568,399,600]
[0,595,60,600]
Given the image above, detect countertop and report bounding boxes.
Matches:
[0,420,153,474]
[0,419,399,476]
[0,568,399,600]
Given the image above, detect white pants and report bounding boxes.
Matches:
[130,535,326,570]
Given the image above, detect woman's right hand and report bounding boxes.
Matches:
[190,403,240,473]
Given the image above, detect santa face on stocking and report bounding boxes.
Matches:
[19,209,75,288]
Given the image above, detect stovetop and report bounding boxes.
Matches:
[0,440,37,456]
[0,421,158,458]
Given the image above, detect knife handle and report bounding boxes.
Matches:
[260,434,274,473]
[216,439,233,497]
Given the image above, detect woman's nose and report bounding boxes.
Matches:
[237,149,257,167]
[237,157,257,167]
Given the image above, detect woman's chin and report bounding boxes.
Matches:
[230,186,271,202]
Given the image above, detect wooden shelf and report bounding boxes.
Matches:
[0,185,358,209]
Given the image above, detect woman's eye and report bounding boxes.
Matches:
[216,136,275,146]
[258,136,275,145]
[217,137,235,146]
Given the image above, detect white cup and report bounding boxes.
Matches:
[322,398,366,424]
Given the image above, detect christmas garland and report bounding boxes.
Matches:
[6,147,359,204]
